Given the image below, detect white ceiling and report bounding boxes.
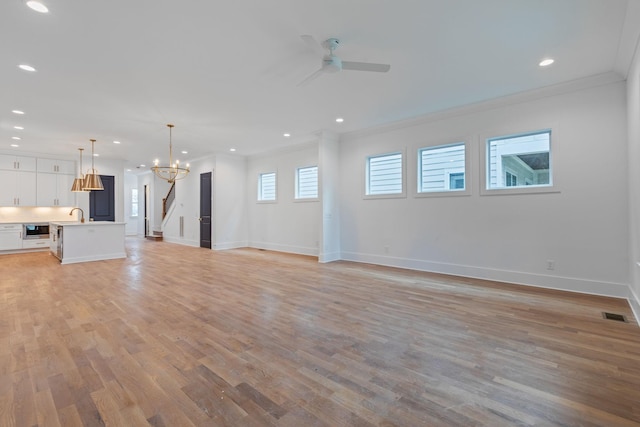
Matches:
[1,0,638,171]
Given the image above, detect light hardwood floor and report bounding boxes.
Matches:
[1,237,639,426]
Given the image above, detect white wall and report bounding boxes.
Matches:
[627,23,640,316]
[160,156,211,247]
[123,173,138,235]
[339,81,630,298]
[213,154,248,250]
[160,153,248,249]
[247,142,320,256]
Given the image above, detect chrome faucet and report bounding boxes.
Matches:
[69,207,85,223]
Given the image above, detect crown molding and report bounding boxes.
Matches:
[341,72,625,142]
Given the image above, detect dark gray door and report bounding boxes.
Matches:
[89,175,115,221]
[200,172,212,248]
[144,184,149,236]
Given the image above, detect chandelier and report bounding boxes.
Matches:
[151,124,190,183]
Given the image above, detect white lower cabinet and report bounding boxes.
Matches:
[22,239,50,249]
[0,224,23,250]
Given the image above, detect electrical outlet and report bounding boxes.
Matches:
[546,260,555,270]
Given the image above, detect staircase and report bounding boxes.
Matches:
[146,231,163,241]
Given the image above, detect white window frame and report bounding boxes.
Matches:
[130,188,139,217]
[257,171,277,202]
[364,150,406,199]
[480,127,559,196]
[295,165,319,202]
[416,141,471,198]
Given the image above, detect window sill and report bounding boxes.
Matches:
[480,185,560,196]
[415,190,471,198]
[363,193,407,200]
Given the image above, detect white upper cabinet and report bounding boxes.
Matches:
[0,154,36,172]
[37,158,75,175]
[0,170,37,206]
[36,173,75,207]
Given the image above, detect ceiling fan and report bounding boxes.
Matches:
[298,35,391,86]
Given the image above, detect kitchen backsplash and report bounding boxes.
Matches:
[0,207,77,223]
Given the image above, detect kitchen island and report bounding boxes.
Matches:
[50,221,126,264]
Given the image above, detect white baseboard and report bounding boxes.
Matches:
[213,241,249,250]
[341,251,631,299]
[319,251,341,263]
[628,288,640,324]
[162,236,200,247]
[248,241,318,257]
[60,252,126,265]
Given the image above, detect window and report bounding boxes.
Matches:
[418,142,466,193]
[258,172,276,201]
[295,166,318,200]
[366,152,403,196]
[131,188,138,217]
[486,129,551,190]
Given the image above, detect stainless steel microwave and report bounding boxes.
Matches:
[23,223,50,240]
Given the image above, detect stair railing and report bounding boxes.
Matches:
[162,182,176,219]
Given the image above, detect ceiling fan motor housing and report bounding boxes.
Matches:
[323,55,342,73]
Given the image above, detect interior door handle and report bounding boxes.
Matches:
[198,217,202,222]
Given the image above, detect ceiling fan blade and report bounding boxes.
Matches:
[342,61,391,73]
[300,35,324,56]
[297,68,324,87]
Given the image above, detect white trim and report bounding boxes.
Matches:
[60,251,126,264]
[341,251,631,299]
[213,240,249,250]
[629,287,640,325]
[364,149,407,199]
[480,126,560,196]
[249,241,319,257]
[162,236,200,247]
[341,72,623,143]
[415,139,472,197]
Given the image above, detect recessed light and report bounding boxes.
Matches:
[18,64,36,72]
[13,126,24,130]
[140,164,146,168]
[113,140,121,144]
[12,110,25,115]
[12,137,21,140]
[283,133,291,138]
[539,58,554,67]
[93,153,99,157]
[26,1,48,13]
[180,151,187,154]
[10,144,19,148]
[229,148,236,152]
[126,169,132,172]
[336,117,344,123]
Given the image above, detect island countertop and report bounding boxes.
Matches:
[50,221,127,226]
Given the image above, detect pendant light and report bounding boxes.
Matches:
[83,139,104,191]
[71,148,88,192]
